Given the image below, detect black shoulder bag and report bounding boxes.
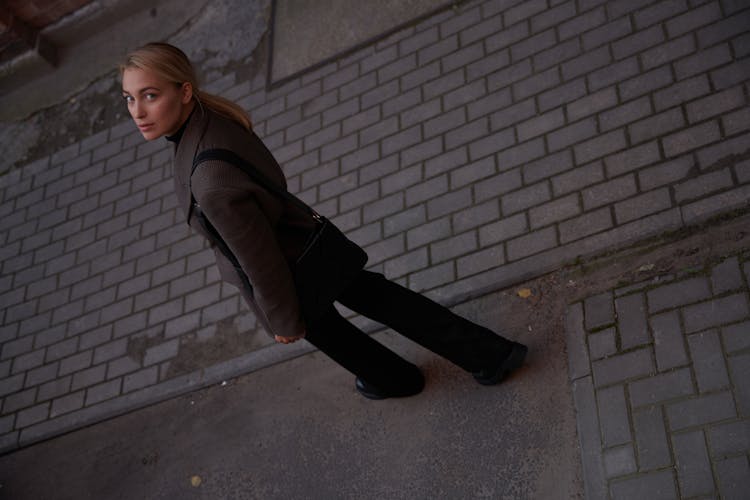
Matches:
[189,148,368,325]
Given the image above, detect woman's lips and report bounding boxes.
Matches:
[138,123,154,131]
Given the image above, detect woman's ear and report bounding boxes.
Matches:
[181,82,193,104]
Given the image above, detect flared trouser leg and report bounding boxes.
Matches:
[305,271,513,393]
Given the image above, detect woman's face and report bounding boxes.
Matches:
[121,67,193,141]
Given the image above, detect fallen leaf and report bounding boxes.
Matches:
[638,263,655,272]
[517,288,533,298]
[190,476,202,487]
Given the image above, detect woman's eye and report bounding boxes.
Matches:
[123,95,133,103]
[145,93,157,100]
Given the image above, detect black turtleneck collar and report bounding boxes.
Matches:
[165,107,196,145]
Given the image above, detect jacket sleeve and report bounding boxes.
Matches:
[192,162,306,339]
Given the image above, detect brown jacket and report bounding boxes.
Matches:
[172,107,315,338]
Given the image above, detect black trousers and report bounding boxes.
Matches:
[304,271,513,394]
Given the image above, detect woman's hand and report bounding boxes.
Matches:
[274,332,306,344]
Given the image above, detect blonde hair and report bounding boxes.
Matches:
[120,42,252,131]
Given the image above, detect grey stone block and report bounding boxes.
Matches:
[708,420,750,457]
[401,61,441,91]
[559,208,613,244]
[488,59,536,94]
[728,353,750,415]
[676,43,733,80]
[547,118,597,152]
[582,175,637,211]
[633,405,672,471]
[534,39,581,73]
[443,79,487,112]
[588,57,641,92]
[364,234,405,266]
[510,28,556,63]
[410,261,454,292]
[697,9,749,48]
[571,376,607,499]
[567,304,591,380]
[505,0,546,25]
[46,338,79,365]
[406,217,451,250]
[722,320,750,354]
[451,156,496,188]
[50,391,85,418]
[663,121,721,158]
[514,67,561,101]
[647,276,712,313]
[502,182,551,215]
[649,310,689,371]
[364,192,405,224]
[723,105,750,136]
[16,402,50,428]
[359,116,399,146]
[460,11,504,46]
[506,227,557,261]
[404,100,444,131]
[431,231,477,263]
[598,384,632,446]
[427,187,473,220]
[619,66,673,101]
[711,62,750,90]
[593,348,654,387]
[615,188,672,224]
[585,291,615,330]
[528,193,580,229]
[478,212,528,247]
[616,293,650,349]
[517,109,565,142]
[610,469,677,500]
[4,388,36,413]
[123,366,159,393]
[629,367,695,407]
[456,244,505,278]
[489,98,535,132]
[377,53,417,86]
[443,42,484,74]
[673,430,714,497]
[603,444,637,478]
[689,330,730,392]
[399,25,438,56]
[84,378,121,406]
[384,247,429,279]
[531,0,576,32]
[339,73,377,102]
[588,327,617,360]
[716,456,750,500]
[25,362,59,387]
[418,32,457,67]
[675,168,734,204]
[144,338,181,366]
[667,391,737,431]
[612,24,664,60]
[493,134,542,173]
[683,293,749,333]
[523,150,573,185]
[667,1,722,38]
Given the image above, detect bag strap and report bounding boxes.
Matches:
[190,148,320,220]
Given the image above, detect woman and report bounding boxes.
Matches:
[120,43,527,400]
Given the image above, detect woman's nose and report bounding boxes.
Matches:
[131,101,146,119]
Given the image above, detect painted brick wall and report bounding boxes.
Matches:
[1,0,749,451]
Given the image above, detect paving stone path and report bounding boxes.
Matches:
[567,254,750,499]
